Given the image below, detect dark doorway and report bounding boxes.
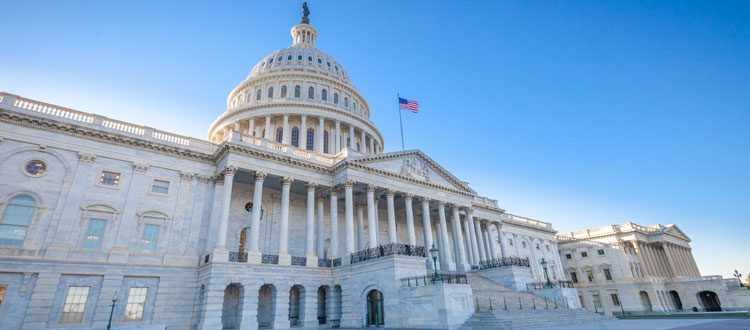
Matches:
[670,291,683,310]
[698,291,721,312]
[365,290,384,327]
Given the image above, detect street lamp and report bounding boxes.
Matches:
[429,243,441,282]
[107,291,118,330]
[540,258,554,288]
[734,270,743,288]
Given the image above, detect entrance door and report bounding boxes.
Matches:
[670,291,683,310]
[639,291,652,312]
[365,290,384,327]
[698,291,721,312]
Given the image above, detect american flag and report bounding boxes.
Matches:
[398,97,419,113]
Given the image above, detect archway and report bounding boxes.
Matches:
[289,285,302,327]
[698,291,721,312]
[365,289,384,327]
[222,284,243,329]
[317,286,328,325]
[670,291,683,311]
[258,284,276,328]
[639,291,652,312]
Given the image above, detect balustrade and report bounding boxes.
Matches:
[350,243,425,264]
[479,256,530,270]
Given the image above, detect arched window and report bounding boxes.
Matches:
[0,195,35,246]
[353,102,357,111]
[291,127,299,147]
[308,87,314,99]
[294,85,301,98]
[306,129,315,151]
[333,93,339,104]
[267,87,274,98]
[256,89,262,100]
[321,89,327,101]
[344,97,349,107]
[281,85,287,98]
[347,137,351,148]
[356,142,361,152]
[276,128,283,143]
[323,131,329,154]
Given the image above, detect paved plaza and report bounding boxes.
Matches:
[527,318,750,330]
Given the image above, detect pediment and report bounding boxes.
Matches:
[350,150,475,194]
[664,224,691,242]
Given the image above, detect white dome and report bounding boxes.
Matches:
[248,46,351,85]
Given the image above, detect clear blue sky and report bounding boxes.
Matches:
[2,1,748,278]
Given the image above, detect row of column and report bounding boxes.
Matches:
[635,241,700,279]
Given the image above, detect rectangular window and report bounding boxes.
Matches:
[99,171,120,187]
[579,295,585,308]
[124,287,148,321]
[604,268,613,281]
[592,294,602,309]
[565,254,572,259]
[151,180,169,194]
[0,285,6,309]
[535,243,540,250]
[581,251,588,258]
[597,249,605,256]
[60,286,90,323]
[139,224,159,254]
[570,272,578,283]
[508,239,513,246]
[586,270,594,282]
[546,245,550,251]
[611,293,620,306]
[81,219,106,251]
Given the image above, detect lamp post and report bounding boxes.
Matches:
[734,270,743,288]
[540,258,554,288]
[106,291,118,330]
[430,243,441,282]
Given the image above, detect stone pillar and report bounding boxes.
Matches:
[278,176,294,265]
[451,206,470,271]
[300,286,318,327]
[328,187,340,258]
[365,184,378,248]
[107,162,149,262]
[356,201,366,250]
[186,175,211,253]
[264,116,272,140]
[475,217,487,262]
[165,172,193,256]
[247,171,266,263]
[421,197,435,268]
[463,217,475,266]
[197,279,225,330]
[348,125,355,149]
[661,244,677,278]
[249,117,255,136]
[335,120,341,153]
[239,283,260,330]
[486,222,499,260]
[317,117,325,153]
[344,180,356,254]
[212,166,237,262]
[386,189,398,244]
[437,201,455,271]
[273,285,291,329]
[305,182,318,267]
[494,223,507,258]
[282,114,290,144]
[466,208,481,265]
[316,193,326,259]
[93,275,124,325]
[374,196,381,245]
[404,193,416,246]
[300,115,307,149]
[369,136,374,154]
[360,130,366,152]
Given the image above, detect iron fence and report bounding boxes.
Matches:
[400,272,468,287]
[526,280,574,290]
[261,254,279,264]
[350,243,425,264]
[291,256,307,266]
[479,256,530,270]
[229,252,248,263]
[318,257,342,268]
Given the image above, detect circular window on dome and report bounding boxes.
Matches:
[317,58,322,64]
[288,55,292,61]
[298,55,302,61]
[25,160,46,176]
[335,66,339,71]
[261,61,265,67]
[308,56,312,62]
[278,56,282,62]
[327,61,331,67]
[269,58,273,64]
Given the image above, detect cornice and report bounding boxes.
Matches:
[230,71,367,108]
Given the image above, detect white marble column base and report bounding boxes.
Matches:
[278,253,291,266]
[305,255,318,268]
[211,246,229,263]
[246,249,262,264]
[456,263,472,272]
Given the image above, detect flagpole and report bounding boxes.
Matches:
[398,93,405,151]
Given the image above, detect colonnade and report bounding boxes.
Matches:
[635,241,700,279]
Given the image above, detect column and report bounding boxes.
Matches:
[482,224,494,259]
[421,197,435,269]
[385,189,398,244]
[348,125,354,149]
[661,243,677,278]
[451,205,470,271]
[247,171,266,263]
[278,177,294,265]
[404,193,416,246]
[316,193,326,259]
[166,172,193,254]
[300,285,318,327]
[317,117,325,153]
[281,114,290,144]
[249,117,255,136]
[344,180,356,254]
[494,223,507,258]
[374,196,381,245]
[462,216,475,266]
[264,116,271,140]
[300,115,307,149]
[369,136,375,154]
[637,242,655,277]
[486,221,499,260]
[356,201,366,250]
[360,130,366,152]
[466,208,481,265]
[335,120,341,153]
[212,165,237,262]
[365,184,378,247]
[273,285,291,329]
[437,201,455,270]
[328,187,340,258]
[474,217,487,262]
[305,182,317,267]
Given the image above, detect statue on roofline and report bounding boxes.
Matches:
[301,2,310,24]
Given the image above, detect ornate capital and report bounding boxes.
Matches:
[419,196,431,204]
[196,175,211,184]
[385,189,395,198]
[280,176,294,186]
[316,193,327,200]
[437,200,446,207]
[253,171,267,182]
[180,172,194,181]
[77,152,97,165]
[355,200,366,207]
[403,193,414,201]
[132,162,148,173]
[305,182,318,191]
[327,187,340,196]
[365,184,377,193]
[213,174,225,185]
[464,207,474,215]
[344,179,356,189]
[222,165,238,177]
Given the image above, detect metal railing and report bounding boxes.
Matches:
[291,256,307,266]
[261,254,279,264]
[526,280,574,290]
[318,257,342,268]
[229,252,248,263]
[475,295,569,311]
[479,256,530,270]
[400,272,468,287]
[350,243,425,264]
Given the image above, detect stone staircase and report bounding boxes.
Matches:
[461,273,612,329]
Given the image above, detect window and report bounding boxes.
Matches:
[565,254,572,259]
[333,93,339,104]
[267,87,274,98]
[281,85,287,97]
[288,55,292,61]
[317,58,322,64]
[592,294,602,309]
[139,224,159,254]
[0,285,6,309]
[347,137,351,148]
[291,127,299,147]
[244,202,254,213]
[60,286,90,323]
[603,268,613,281]
[610,293,620,306]
[297,55,302,61]
[546,245,550,252]
[327,61,331,67]
[81,219,106,251]
[256,89,262,100]
[99,171,120,187]
[25,160,46,176]
[323,131,329,154]
[124,287,148,321]
[277,56,282,62]
[353,101,357,111]
[344,97,349,107]
[597,249,605,256]
[268,58,273,64]
[356,142,360,152]
[586,270,594,282]
[306,129,314,151]
[335,65,339,71]
[570,272,578,283]
[308,87,315,99]
[508,239,513,246]
[581,251,588,258]
[579,295,585,308]
[294,85,301,98]
[276,128,283,143]
[321,89,327,101]
[0,196,35,246]
[151,180,169,194]
[307,56,312,62]
[522,241,527,248]
[535,243,540,250]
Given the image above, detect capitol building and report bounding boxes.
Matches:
[0,5,748,330]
